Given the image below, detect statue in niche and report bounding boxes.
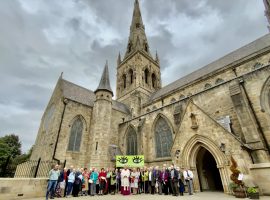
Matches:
[190,113,198,129]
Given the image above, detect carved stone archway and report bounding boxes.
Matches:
[180,134,230,194]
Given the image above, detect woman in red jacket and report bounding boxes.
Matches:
[98,168,107,195]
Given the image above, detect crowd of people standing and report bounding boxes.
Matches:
[45,164,194,199]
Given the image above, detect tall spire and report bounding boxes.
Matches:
[95,61,113,96]
[124,0,152,59]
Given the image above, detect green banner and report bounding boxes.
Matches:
[116,155,144,168]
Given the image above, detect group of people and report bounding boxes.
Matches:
[45,164,194,199]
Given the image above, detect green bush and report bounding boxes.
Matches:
[247,187,258,194]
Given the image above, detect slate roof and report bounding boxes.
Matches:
[150,33,270,101]
[61,79,130,114]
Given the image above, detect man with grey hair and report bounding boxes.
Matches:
[171,165,179,196]
[46,164,60,200]
[183,168,194,195]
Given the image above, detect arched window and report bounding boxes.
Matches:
[126,127,137,155]
[128,42,132,53]
[144,69,149,84]
[129,69,133,85]
[152,73,156,88]
[144,42,148,52]
[155,117,173,158]
[179,94,185,100]
[215,78,224,85]
[170,98,176,103]
[123,74,126,89]
[67,117,83,152]
[152,105,157,110]
[146,108,151,112]
[204,83,212,89]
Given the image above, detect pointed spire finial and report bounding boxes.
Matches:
[117,52,121,66]
[155,51,159,64]
[95,61,113,96]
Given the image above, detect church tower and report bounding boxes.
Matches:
[116,0,161,117]
[89,62,114,169]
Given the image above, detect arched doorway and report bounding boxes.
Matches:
[196,147,223,191]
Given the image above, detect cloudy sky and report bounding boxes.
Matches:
[0,0,268,152]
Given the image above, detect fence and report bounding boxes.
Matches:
[0,157,66,178]
[0,156,17,178]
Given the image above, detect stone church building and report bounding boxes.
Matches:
[30,0,270,194]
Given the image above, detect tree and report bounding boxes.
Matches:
[0,134,22,158]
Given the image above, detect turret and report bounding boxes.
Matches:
[89,61,114,169]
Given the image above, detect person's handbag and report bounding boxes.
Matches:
[89,179,93,183]
[60,181,66,189]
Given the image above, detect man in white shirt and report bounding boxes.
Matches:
[183,168,194,195]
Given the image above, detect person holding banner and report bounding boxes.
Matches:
[130,168,140,194]
[141,167,149,194]
[121,166,130,195]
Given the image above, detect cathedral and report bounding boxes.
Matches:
[30,0,270,194]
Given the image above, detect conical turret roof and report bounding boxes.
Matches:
[95,61,113,96]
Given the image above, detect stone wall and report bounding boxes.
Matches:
[0,178,47,200]
[31,78,65,161]
[249,163,270,195]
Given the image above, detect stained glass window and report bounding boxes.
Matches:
[126,127,137,155]
[155,117,173,158]
[67,117,83,152]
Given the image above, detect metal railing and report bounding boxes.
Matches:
[0,157,66,178]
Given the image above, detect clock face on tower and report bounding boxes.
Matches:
[43,104,55,134]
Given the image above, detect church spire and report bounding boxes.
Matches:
[95,61,113,96]
[124,0,152,59]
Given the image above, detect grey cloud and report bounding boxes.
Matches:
[0,0,268,152]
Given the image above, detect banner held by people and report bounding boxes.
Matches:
[116,155,144,168]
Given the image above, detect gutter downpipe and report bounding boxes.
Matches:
[52,98,67,164]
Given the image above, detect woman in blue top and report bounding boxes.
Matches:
[90,168,98,196]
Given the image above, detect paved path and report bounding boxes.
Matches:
[26,192,270,200]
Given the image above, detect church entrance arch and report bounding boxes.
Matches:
[196,147,223,191]
[181,135,230,193]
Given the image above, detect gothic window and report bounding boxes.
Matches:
[144,69,149,84]
[204,83,212,89]
[152,73,156,88]
[170,98,176,103]
[254,62,263,69]
[123,74,127,89]
[146,108,151,112]
[145,43,148,52]
[152,105,157,110]
[215,78,224,85]
[129,69,133,84]
[128,42,132,53]
[136,23,140,28]
[67,117,83,152]
[179,94,185,100]
[126,127,137,155]
[155,117,173,158]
